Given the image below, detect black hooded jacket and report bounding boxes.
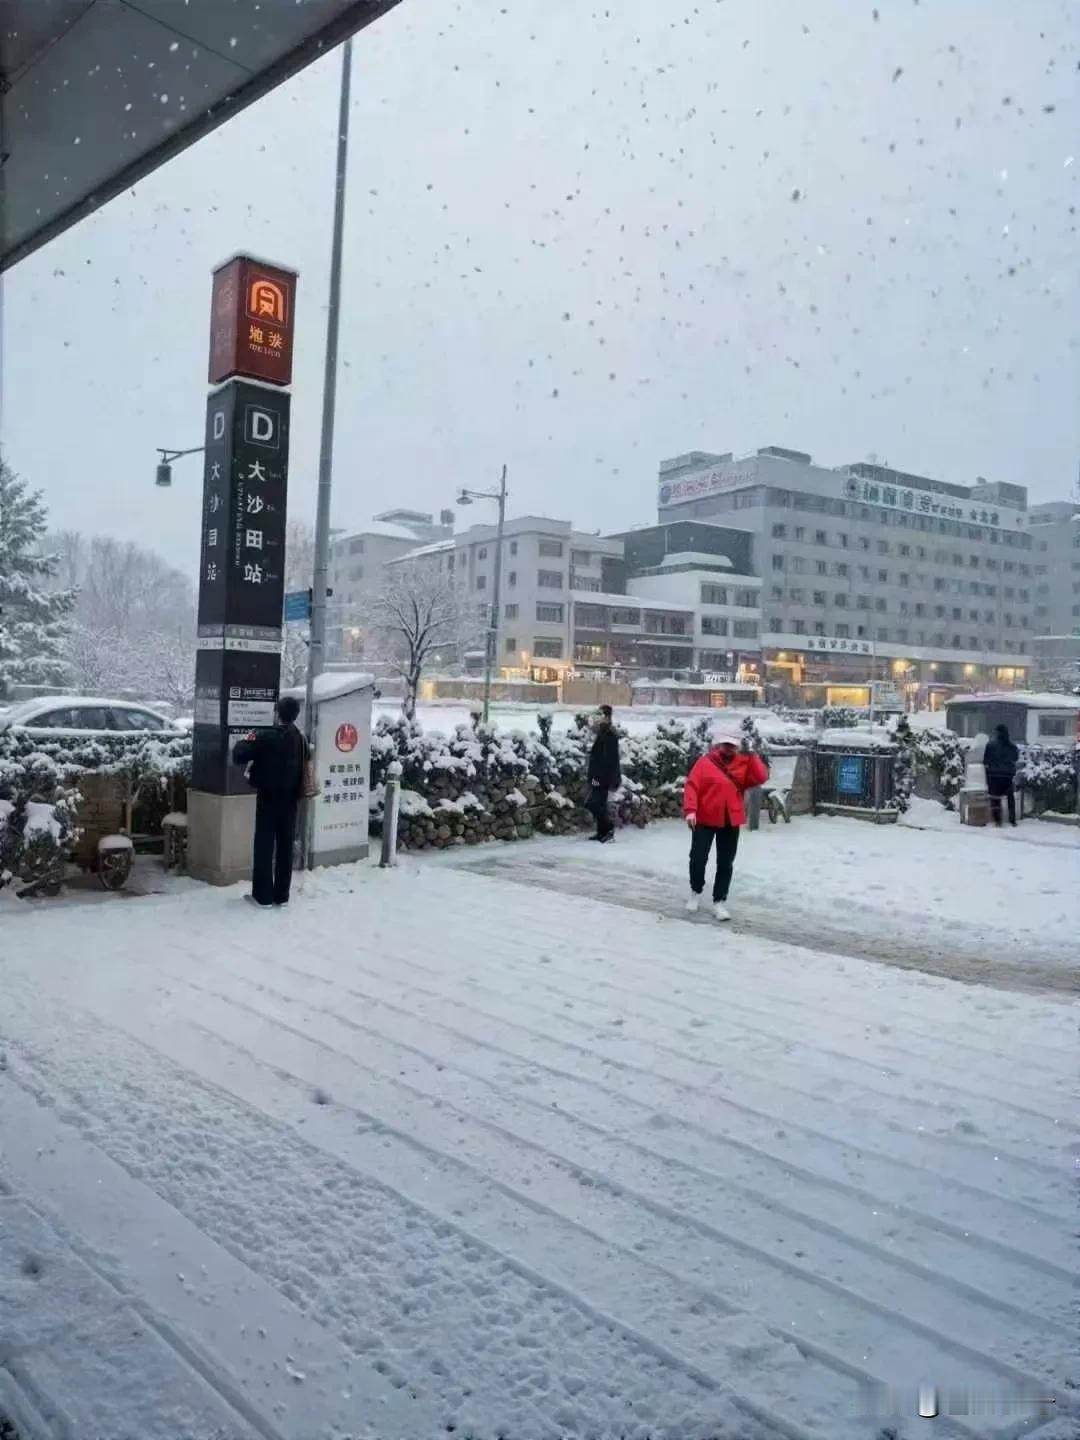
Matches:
[234,723,307,800]
[983,728,1019,781]
[588,723,621,789]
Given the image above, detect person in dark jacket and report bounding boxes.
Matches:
[586,704,621,842]
[983,722,1019,827]
[233,695,309,906]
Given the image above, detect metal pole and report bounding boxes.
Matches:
[303,36,352,867]
[482,464,508,725]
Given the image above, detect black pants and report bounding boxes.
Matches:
[987,776,1016,826]
[252,791,299,905]
[689,823,740,901]
[588,785,614,838]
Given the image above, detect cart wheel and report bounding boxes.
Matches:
[98,847,134,891]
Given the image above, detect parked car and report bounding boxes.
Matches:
[0,696,187,738]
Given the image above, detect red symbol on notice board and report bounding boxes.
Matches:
[335,723,358,754]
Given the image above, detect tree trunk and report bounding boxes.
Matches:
[403,666,421,720]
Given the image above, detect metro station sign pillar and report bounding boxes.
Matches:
[187,255,298,886]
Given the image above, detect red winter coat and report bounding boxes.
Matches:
[683,750,769,828]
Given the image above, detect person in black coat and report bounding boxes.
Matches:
[586,704,621,842]
[983,722,1019,827]
[233,695,309,906]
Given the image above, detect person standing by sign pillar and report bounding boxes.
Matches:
[187,254,299,886]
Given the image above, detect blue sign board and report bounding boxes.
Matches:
[836,755,866,797]
[284,589,311,623]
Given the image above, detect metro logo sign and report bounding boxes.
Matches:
[209,255,297,387]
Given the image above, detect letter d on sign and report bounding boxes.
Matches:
[245,406,279,448]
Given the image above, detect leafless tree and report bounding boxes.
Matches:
[371,564,477,719]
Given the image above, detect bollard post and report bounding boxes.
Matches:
[380,777,401,868]
[747,785,762,832]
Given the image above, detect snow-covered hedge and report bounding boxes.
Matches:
[1017,746,1078,815]
[369,711,802,850]
[0,729,191,895]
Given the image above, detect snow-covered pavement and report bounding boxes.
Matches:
[1,829,1076,1439]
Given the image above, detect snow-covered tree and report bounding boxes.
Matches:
[0,459,75,697]
[370,564,477,719]
[45,531,195,708]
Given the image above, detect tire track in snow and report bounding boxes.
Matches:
[0,995,797,1440]
[79,945,1068,1427]
[280,915,1073,1201]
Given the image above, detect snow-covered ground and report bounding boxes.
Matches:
[1,816,1076,1439]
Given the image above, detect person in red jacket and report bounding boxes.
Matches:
[682,728,769,921]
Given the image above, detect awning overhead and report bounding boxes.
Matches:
[0,0,401,270]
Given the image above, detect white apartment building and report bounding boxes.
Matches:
[329,509,453,660]
[389,516,624,676]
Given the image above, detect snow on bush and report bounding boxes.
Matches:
[1017,746,1078,814]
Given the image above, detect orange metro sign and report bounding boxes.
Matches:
[209,255,297,388]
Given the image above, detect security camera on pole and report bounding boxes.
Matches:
[186,252,298,885]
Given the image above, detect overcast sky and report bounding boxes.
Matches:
[3,0,1077,573]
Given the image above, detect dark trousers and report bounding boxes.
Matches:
[987,776,1016,826]
[252,791,299,905]
[587,785,614,838]
[689,823,740,901]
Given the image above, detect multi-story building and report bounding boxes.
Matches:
[390,516,624,678]
[1028,500,1080,638]
[328,509,453,660]
[656,446,1034,705]
[572,520,763,679]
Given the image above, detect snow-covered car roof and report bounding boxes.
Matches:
[0,696,186,732]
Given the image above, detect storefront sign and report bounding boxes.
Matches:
[802,635,873,656]
[209,255,297,387]
[842,474,1018,528]
[658,464,756,509]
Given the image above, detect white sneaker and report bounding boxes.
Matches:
[685,893,701,914]
[713,902,732,923]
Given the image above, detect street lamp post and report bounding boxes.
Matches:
[302,34,353,867]
[154,445,205,487]
[457,464,508,725]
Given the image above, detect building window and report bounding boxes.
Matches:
[835,623,850,638]
[611,607,641,625]
[701,584,729,605]
[508,570,517,588]
[858,565,871,582]
[574,575,601,592]
[792,619,807,635]
[770,585,784,600]
[510,540,518,555]
[732,619,759,638]
[571,548,591,566]
[838,533,850,548]
[533,637,564,658]
[858,536,871,551]
[504,603,519,619]
[539,539,564,558]
[768,618,784,632]
[899,573,910,587]
[877,569,888,584]
[834,593,848,607]
[349,537,365,555]
[536,602,564,623]
[478,547,488,560]
[350,564,364,580]
[771,523,787,538]
[875,598,887,612]
[476,574,487,591]
[813,620,825,635]
[794,526,806,540]
[701,615,729,637]
[815,529,828,545]
[505,637,517,653]
[575,604,607,627]
[813,590,826,605]
[877,540,889,555]
[856,595,871,610]
[788,588,806,604]
[538,570,563,589]
[815,559,828,576]
[898,544,911,557]
[834,562,849,578]
[790,556,806,574]
[735,588,758,607]
[771,554,786,571]
[447,553,456,571]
